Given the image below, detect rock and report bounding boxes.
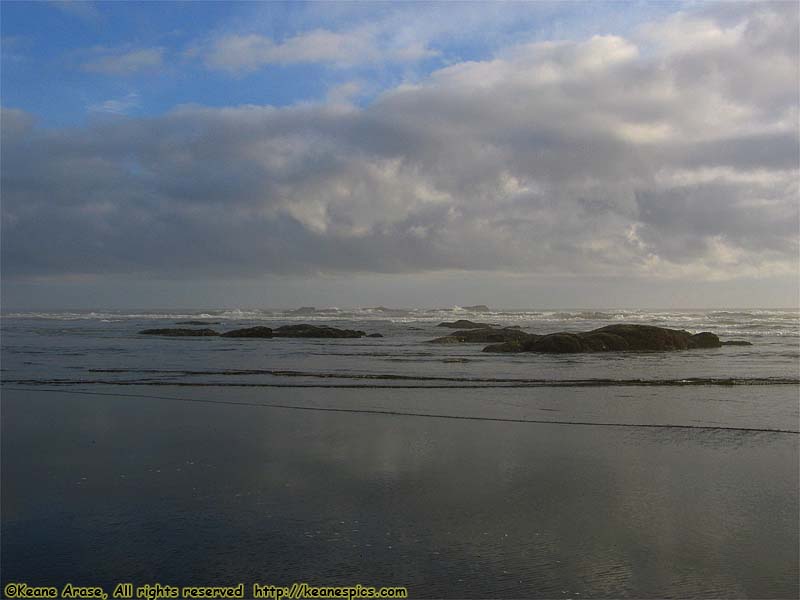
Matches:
[367,333,384,338]
[527,333,586,353]
[139,328,219,337]
[688,332,723,349]
[483,340,527,352]
[436,319,495,329]
[587,324,696,351]
[721,340,753,346]
[175,320,222,325]
[221,326,273,338]
[429,328,533,344]
[273,324,365,338]
[482,324,723,353]
[463,305,490,312]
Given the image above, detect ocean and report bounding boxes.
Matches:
[2,307,798,598]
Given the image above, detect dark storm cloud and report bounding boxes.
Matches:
[2,4,798,283]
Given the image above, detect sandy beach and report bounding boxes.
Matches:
[3,383,797,598]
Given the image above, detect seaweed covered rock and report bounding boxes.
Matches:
[221,326,273,338]
[483,324,722,353]
[721,340,753,346]
[273,324,365,338]
[436,319,495,329]
[139,328,219,337]
[429,328,533,344]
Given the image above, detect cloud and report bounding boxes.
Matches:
[50,1,101,22]
[2,3,798,286]
[326,81,363,106]
[87,92,140,115]
[82,47,163,75]
[205,27,436,72]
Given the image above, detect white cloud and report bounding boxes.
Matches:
[50,1,101,22]
[82,47,163,75]
[87,92,140,115]
[3,4,798,288]
[205,27,435,72]
[326,81,363,106]
[638,11,745,54]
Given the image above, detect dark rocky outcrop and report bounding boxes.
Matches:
[483,340,527,353]
[140,323,367,339]
[721,340,753,346]
[429,327,533,344]
[273,324,365,338]
[367,333,384,338]
[175,320,222,325]
[220,326,273,338]
[688,331,724,349]
[482,324,723,353]
[437,319,495,329]
[139,328,219,337]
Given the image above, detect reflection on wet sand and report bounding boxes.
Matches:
[3,387,797,598]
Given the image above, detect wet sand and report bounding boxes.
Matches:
[2,386,798,598]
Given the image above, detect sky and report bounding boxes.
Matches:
[1,0,798,309]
